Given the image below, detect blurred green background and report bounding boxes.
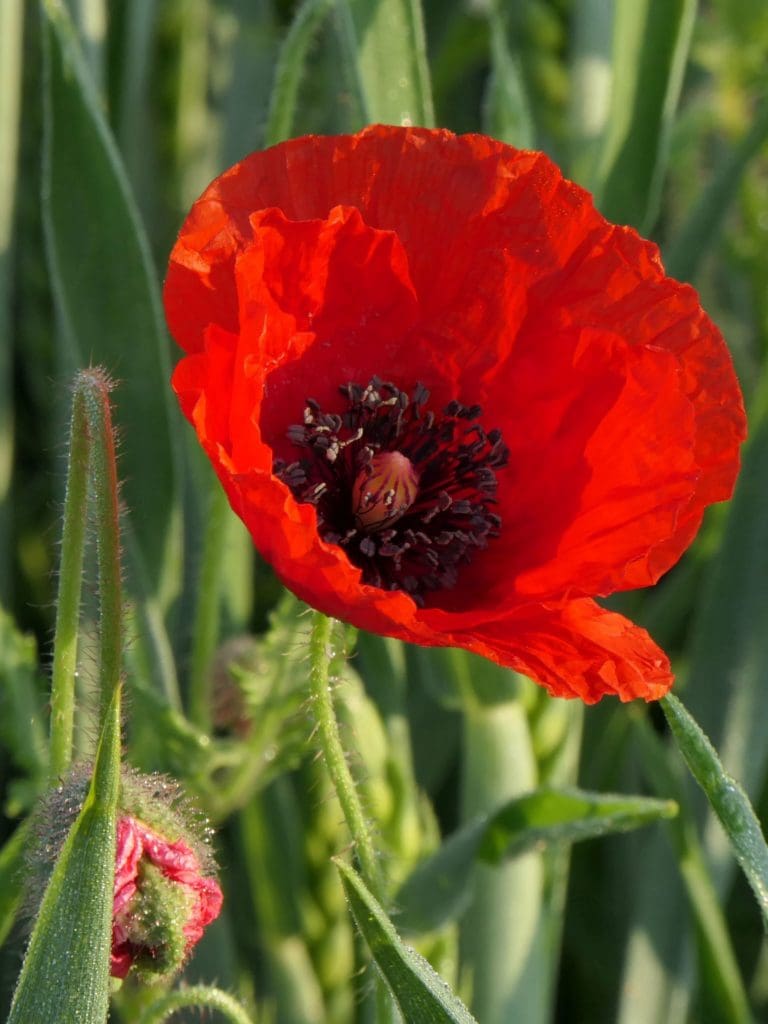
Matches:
[2,1,768,1022]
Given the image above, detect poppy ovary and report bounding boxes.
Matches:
[352,451,419,530]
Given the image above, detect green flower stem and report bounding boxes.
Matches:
[188,484,229,731]
[48,386,90,782]
[137,985,255,1024]
[308,611,384,899]
[50,368,124,781]
[80,368,123,712]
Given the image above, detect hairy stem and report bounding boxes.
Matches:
[49,387,89,783]
[308,611,384,898]
[138,985,255,1024]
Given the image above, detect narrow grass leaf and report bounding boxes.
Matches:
[0,609,48,785]
[8,692,121,1024]
[0,822,29,947]
[66,0,107,94]
[479,786,678,862]
[568,0,614,186]
[662,692,768,927]
[683,404,768,890]
[334,858,478,1024]
[633,712,752,1024]
[335,0,434,126]
[41,0,181,608]
[397,786,676,933]
[594,0,697,229]
[0,0,24,604]
[665,99,768,282]
[265,0,335,146]
[482,3,533,148]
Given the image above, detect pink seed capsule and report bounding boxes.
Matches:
[352,452,419,531]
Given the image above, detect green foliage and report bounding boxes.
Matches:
[8,694,121,1024]
[396,785,677,934]
[335,858,478,1024]
[3,1,768,1022]
[663,694,768,928]
[593,0,698,229]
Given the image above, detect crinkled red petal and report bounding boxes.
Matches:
[439,597,673,703]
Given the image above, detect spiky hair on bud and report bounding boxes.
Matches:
[23,765,218,929]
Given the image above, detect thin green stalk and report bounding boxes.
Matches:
[138,985,255,1024]
[188,484,229,730]
[79,368,123,711]
[9,370,124,1024]
[49,387,90,783]
[308,611,384,899]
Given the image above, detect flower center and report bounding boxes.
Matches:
[273,377,509,604]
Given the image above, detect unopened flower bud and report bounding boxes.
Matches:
[26,768,222,982]
[111,815,222,978]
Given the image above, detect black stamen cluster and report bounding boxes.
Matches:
[273,377,509,604]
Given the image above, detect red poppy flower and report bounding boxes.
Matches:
[111,816,222,978]
[164,125,745,703]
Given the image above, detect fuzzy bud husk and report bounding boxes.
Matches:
[27,767,222,981]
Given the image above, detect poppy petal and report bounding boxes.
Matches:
[447,597,673,703]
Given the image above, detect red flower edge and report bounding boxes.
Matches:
[165,125,746,703]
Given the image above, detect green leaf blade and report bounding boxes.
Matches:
[662,692,768,927]
[41,0,181,605]
[336,0,434,127]
[8,692,121,1024]
[397,787,677,934]
[335,858,478,1024]
[480,786,678,863]
[594,0,697,228]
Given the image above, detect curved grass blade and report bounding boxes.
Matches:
[0,0,24,604]
[335,0,434,126]
[594,0,697,229]
[632,711,752,1024]
[682,401,768,889]
[0,821,30,947]
[482,1,533,148]
[396,786,676,933]
[41,0,181,611]
[334,858,478,1024]
[0,608,48,786]
[662,692,768,928]
[665,98,768,282]
[568,0,614,186]
[265,0,335,146]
